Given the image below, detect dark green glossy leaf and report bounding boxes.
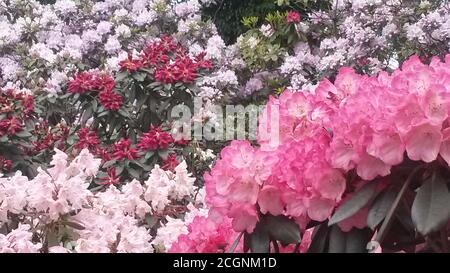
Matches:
[128,167,140,179]
[307,223,329,253]
[328,226,368,253]
[63,221,86,230]
[367,187,397,230]
[329,181,378,226]
[15,130,32,138]
[102,160,117,169]
[250,222,270,253]
[411,170,450,235]
[81,105,93,125]
[264,215,301,245]
[115,71,128,82]
[132,72,146,82]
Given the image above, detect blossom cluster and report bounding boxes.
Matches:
[0,0,228,96]
[240,1,450,95]
[0,148,203,252]
[172,54,450,251]
[0,89,34,137]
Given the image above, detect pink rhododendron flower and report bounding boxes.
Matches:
[258,185,284,216]
[404,123,442,162]
[286,11,301,24]
[169,216,239,253]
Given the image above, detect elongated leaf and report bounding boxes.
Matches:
[102,160,116,169]
[264,215,301,245]
[345,229,368,253]
[250,223,270,253]
[367,187,397,230]
[63,221,85,230]
[328,226,368,253]
[243,232,251,253]
[132,73,146,82]
[127,167,140,179]
[81,105,93,125]
[328,225,346,253]
[115,71,128,82]
[329,181,378,226]
[307,223,329,253]
[15,130,32,138]
[411,170,450,235]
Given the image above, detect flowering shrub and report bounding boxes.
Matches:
[58,34,219,186]
[2,0,450,254]
[172,55,450,253]
[0,148,205,252]
[235,1,450,99]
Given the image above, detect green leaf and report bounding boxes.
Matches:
[307,223,329,253]
[25,119,35,130]
[98,109,109,118]
[145,151,155,159]
[91,99,98,112]
[63,221,86,230]
[367,187,397,230]
[102,160,117,169]
[128,167,140,179]
[131,160,152,171]
[411,170,450,235]
[118,109,129,118]
[328,226,368,253]
[132,72,146,82]
[328,225,346,253]
[81,105,93,125]
[264,215,301,245]
[115,165,124,175]
[158,150,169,160]
[345,229,368,253]
[250,222,270,253]
[147,82,161,89]
[15,130,32,138]
[116,71,128,82]
[329,181,378,226]
[243,232,251,253]
[46,230,60,248]
[129,83,136,103]
[145,215,158,228]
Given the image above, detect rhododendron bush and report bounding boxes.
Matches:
[2,0,450,254]
[173,55,450,253]
[0,147,206,252]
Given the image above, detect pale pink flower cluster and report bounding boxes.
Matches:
[0,224,42,253]
[153,202,208,251]
[0,0,233,99]
[1,148,100,223]
[143,161,197,213]
[72,210,153,253]
[278,1,450,91]
[0,148,201,253]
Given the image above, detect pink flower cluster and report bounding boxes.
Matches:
[169,215,239,253]
[204,141,278,233]
[192,54,450,239]
[286,11,301,24]
[320,55,450,178]
[0,224,41,253]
